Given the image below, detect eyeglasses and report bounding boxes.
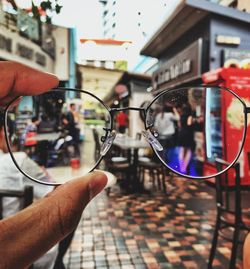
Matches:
[2,85,249,185]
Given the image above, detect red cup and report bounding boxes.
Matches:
[70,158,80,169]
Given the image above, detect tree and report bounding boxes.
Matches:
[38,0,63,24]
[7,0,62,24]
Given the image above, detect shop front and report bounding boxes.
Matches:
[141,0,250,180]
[104,72,152,138]
[0,7,81,172]
[0,6,76,126]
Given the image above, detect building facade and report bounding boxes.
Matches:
[141,0,250,93]
[141,0,250,180]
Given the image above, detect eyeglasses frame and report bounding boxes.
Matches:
[3,85,250,186]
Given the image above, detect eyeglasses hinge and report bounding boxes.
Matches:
[245,107,250,114]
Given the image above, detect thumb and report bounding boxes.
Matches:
[0,171,107,269]
[46,171,107,236]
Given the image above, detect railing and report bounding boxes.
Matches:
[0,7,55,59]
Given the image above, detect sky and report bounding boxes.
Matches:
[14,0,180,70]
[15,0,103,38]
[52,0,103,38]
[14,0,179,41]
[52,0,180,70]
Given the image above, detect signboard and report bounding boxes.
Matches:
[115,84,129,99]
[222,49,250,69]
[0,27,54,72]
[152,38,203,91]
[17,9,39,41]
[115,60,127,71]
[115,84,127,94]
[27,15,39,41]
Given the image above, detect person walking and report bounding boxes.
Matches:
[154,104,179,165]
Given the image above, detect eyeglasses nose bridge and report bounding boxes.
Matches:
[142,130,163,152]
[100,130,117,156]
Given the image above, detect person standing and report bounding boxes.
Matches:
[177,104,195,174]
[25,116,40,134]
[65,104,78,140]
[154,104,180,149]
[116,111,128,134]
[64,103,80,156]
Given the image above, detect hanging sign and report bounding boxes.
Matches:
[152,39,203,90]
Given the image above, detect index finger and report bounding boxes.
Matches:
[0,61,59,106]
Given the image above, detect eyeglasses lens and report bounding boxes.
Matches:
[5,89,111,184]
[5,86,246,182]
[146,86,245,178]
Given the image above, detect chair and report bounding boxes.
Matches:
[0,185,34,219]
[136,133,167,193]
[0,186,34,269]
[138,157,167,193]
[92,128,128,164]
[103,146,131,191]
[92,129,131,192]
[24,131,38,160]
[92,128,101,163]
[53,230,76,269]
[208,158,250,269]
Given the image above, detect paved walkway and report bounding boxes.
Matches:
[64,176,243,269]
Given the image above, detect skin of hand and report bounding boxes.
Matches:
[0,61,108,268]
[244,233,250,269]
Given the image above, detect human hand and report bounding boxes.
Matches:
[173,107,178,114]
[0,172,107,268]
[244,233,250,269]
[0,61,108,268]
[0,61,59,105]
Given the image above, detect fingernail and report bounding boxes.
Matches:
[88,172,108,199]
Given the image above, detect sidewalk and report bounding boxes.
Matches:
[64,176,240,269]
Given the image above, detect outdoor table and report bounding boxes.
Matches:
[25,132,60,142]
[25,132,61,166]
[113,135,150,192]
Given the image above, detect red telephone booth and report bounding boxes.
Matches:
[202,68,250,185]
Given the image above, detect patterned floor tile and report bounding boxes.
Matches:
[63,176,243,269]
